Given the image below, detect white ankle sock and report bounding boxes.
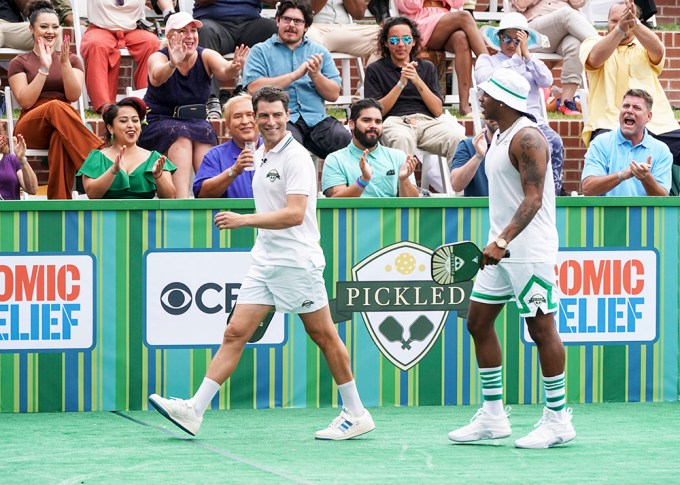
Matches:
[189,377,221,416]
[337,380,365,416]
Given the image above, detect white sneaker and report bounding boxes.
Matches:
[514,407,576,449]
[148,394,203,437]
[315,408,375,440]
[448,406,512,442]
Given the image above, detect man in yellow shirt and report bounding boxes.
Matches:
[579,0,680,170]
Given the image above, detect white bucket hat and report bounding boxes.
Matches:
[478,68,531,114]
[480,12,549,51]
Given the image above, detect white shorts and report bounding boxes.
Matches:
[237,264,329,314]
[470,261,558,317]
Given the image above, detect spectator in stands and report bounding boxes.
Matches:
[137,12,248,198]
[0,133,38,200]
[306,0,380,66]
[449,118,496,196]
[81,0,161,114]
[78,97,176,199]
[8,0,103,200]
[0,0,72,50]
[192,0,278,118]
[393,0,488,116]
[322,98,419,197]
[193,93,260,198]
[580,0,680,167]
[476,12,563,195]
[581,89,671,196]
[510,0,596,116]
[243,0,352,159]
[364,16,465,192]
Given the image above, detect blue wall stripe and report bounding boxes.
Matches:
[256,347,270,409]
[585,346,593,403]
[19,353,27,412]
[65,352,78,411]
[274,345,283,407]
[628,345,641,401]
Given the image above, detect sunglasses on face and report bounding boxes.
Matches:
[500,34,521,46]
[388,35,413,46]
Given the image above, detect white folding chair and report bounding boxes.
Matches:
[326,53,365,107]
[418,149,456,196]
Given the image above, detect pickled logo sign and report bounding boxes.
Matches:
[330,241,473,371]
[523,249,659,345]
[144,250,285,347]
[0,254,95,352]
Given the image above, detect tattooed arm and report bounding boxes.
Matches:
[482,126,549,266]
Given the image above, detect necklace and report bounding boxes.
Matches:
[496,116,525,144]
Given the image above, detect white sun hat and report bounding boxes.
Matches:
[480,12,550,51]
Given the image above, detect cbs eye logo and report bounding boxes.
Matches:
[160,282,193,315]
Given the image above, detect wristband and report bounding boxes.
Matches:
[397,80,406,89]
[617,170,625,181]
[356,177,369,190]
[38,67,49,76]
[616,25,626,36]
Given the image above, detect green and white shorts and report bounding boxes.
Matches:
[470,261,558,317]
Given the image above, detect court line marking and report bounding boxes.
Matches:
[113,411,313,485]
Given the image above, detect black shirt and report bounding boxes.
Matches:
[0,0,23,22]
[364,56,443,118]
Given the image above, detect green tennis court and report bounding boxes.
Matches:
[3,402,678,483]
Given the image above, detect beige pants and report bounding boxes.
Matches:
[306,23,381,64]
[0,20,33,50]
[382,113,465,162]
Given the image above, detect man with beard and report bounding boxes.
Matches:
[321,98,419,197]
[242,0,351,159]
[581,89,671,197]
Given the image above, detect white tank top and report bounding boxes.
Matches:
[484,116,558,263]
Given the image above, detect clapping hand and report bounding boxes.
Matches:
[472,130,488,158]
[305,53,324,78]
[13,134,27,161]
[401,61,421,86]
[629,156,652,180]
[112,145,125,175]
[59,34,71,65]
[399,155,418,181]
[167,32,187,65]
[36,37,53,72]
[152,155,167,180]
[618,0,638,35]
[359,149,372,182]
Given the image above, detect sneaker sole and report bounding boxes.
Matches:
[514,431,576,449]
[448,429,512,443]
[315,422,376,441]
[148,396,197,437]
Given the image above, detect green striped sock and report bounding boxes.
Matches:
[480,366,503,415]
[544,373,566,412]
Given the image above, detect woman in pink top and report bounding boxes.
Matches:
[394,0,488,115]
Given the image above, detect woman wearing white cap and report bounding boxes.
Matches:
[510,0,597,116]
[475,12,564,195]
[137,12,248,198]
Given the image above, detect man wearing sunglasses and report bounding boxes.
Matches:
[364,16,465,194]
[243,0,352,159]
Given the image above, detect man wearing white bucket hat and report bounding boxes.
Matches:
[510,0,597,116]
[448,68,575,449]
[476,12,564,195]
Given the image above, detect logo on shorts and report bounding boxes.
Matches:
[330,241,472,371]
[528,294,547,307]
[301,300,314,308]
[266,169,281,182]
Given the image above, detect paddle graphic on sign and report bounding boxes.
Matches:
[430,241,510,285]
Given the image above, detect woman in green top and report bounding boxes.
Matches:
[78,97,176,199]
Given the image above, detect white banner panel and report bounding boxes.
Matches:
[0,254,95,352]
[144,250,285,347]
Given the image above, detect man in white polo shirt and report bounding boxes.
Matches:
[149,86,375,441]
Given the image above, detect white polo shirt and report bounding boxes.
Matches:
[250,132,325,269]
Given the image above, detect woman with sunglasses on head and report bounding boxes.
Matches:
[394,0,488,116]
[7,0,104,200]
[78,97,176,199]
[137,11,248,198]
[474,13,564,196]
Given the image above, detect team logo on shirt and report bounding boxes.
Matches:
[266,169,281,182]
[385,169,395,176]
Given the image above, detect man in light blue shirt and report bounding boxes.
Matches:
[581,89,671,197]
[322,98,419,198]
[242,0,351,159]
